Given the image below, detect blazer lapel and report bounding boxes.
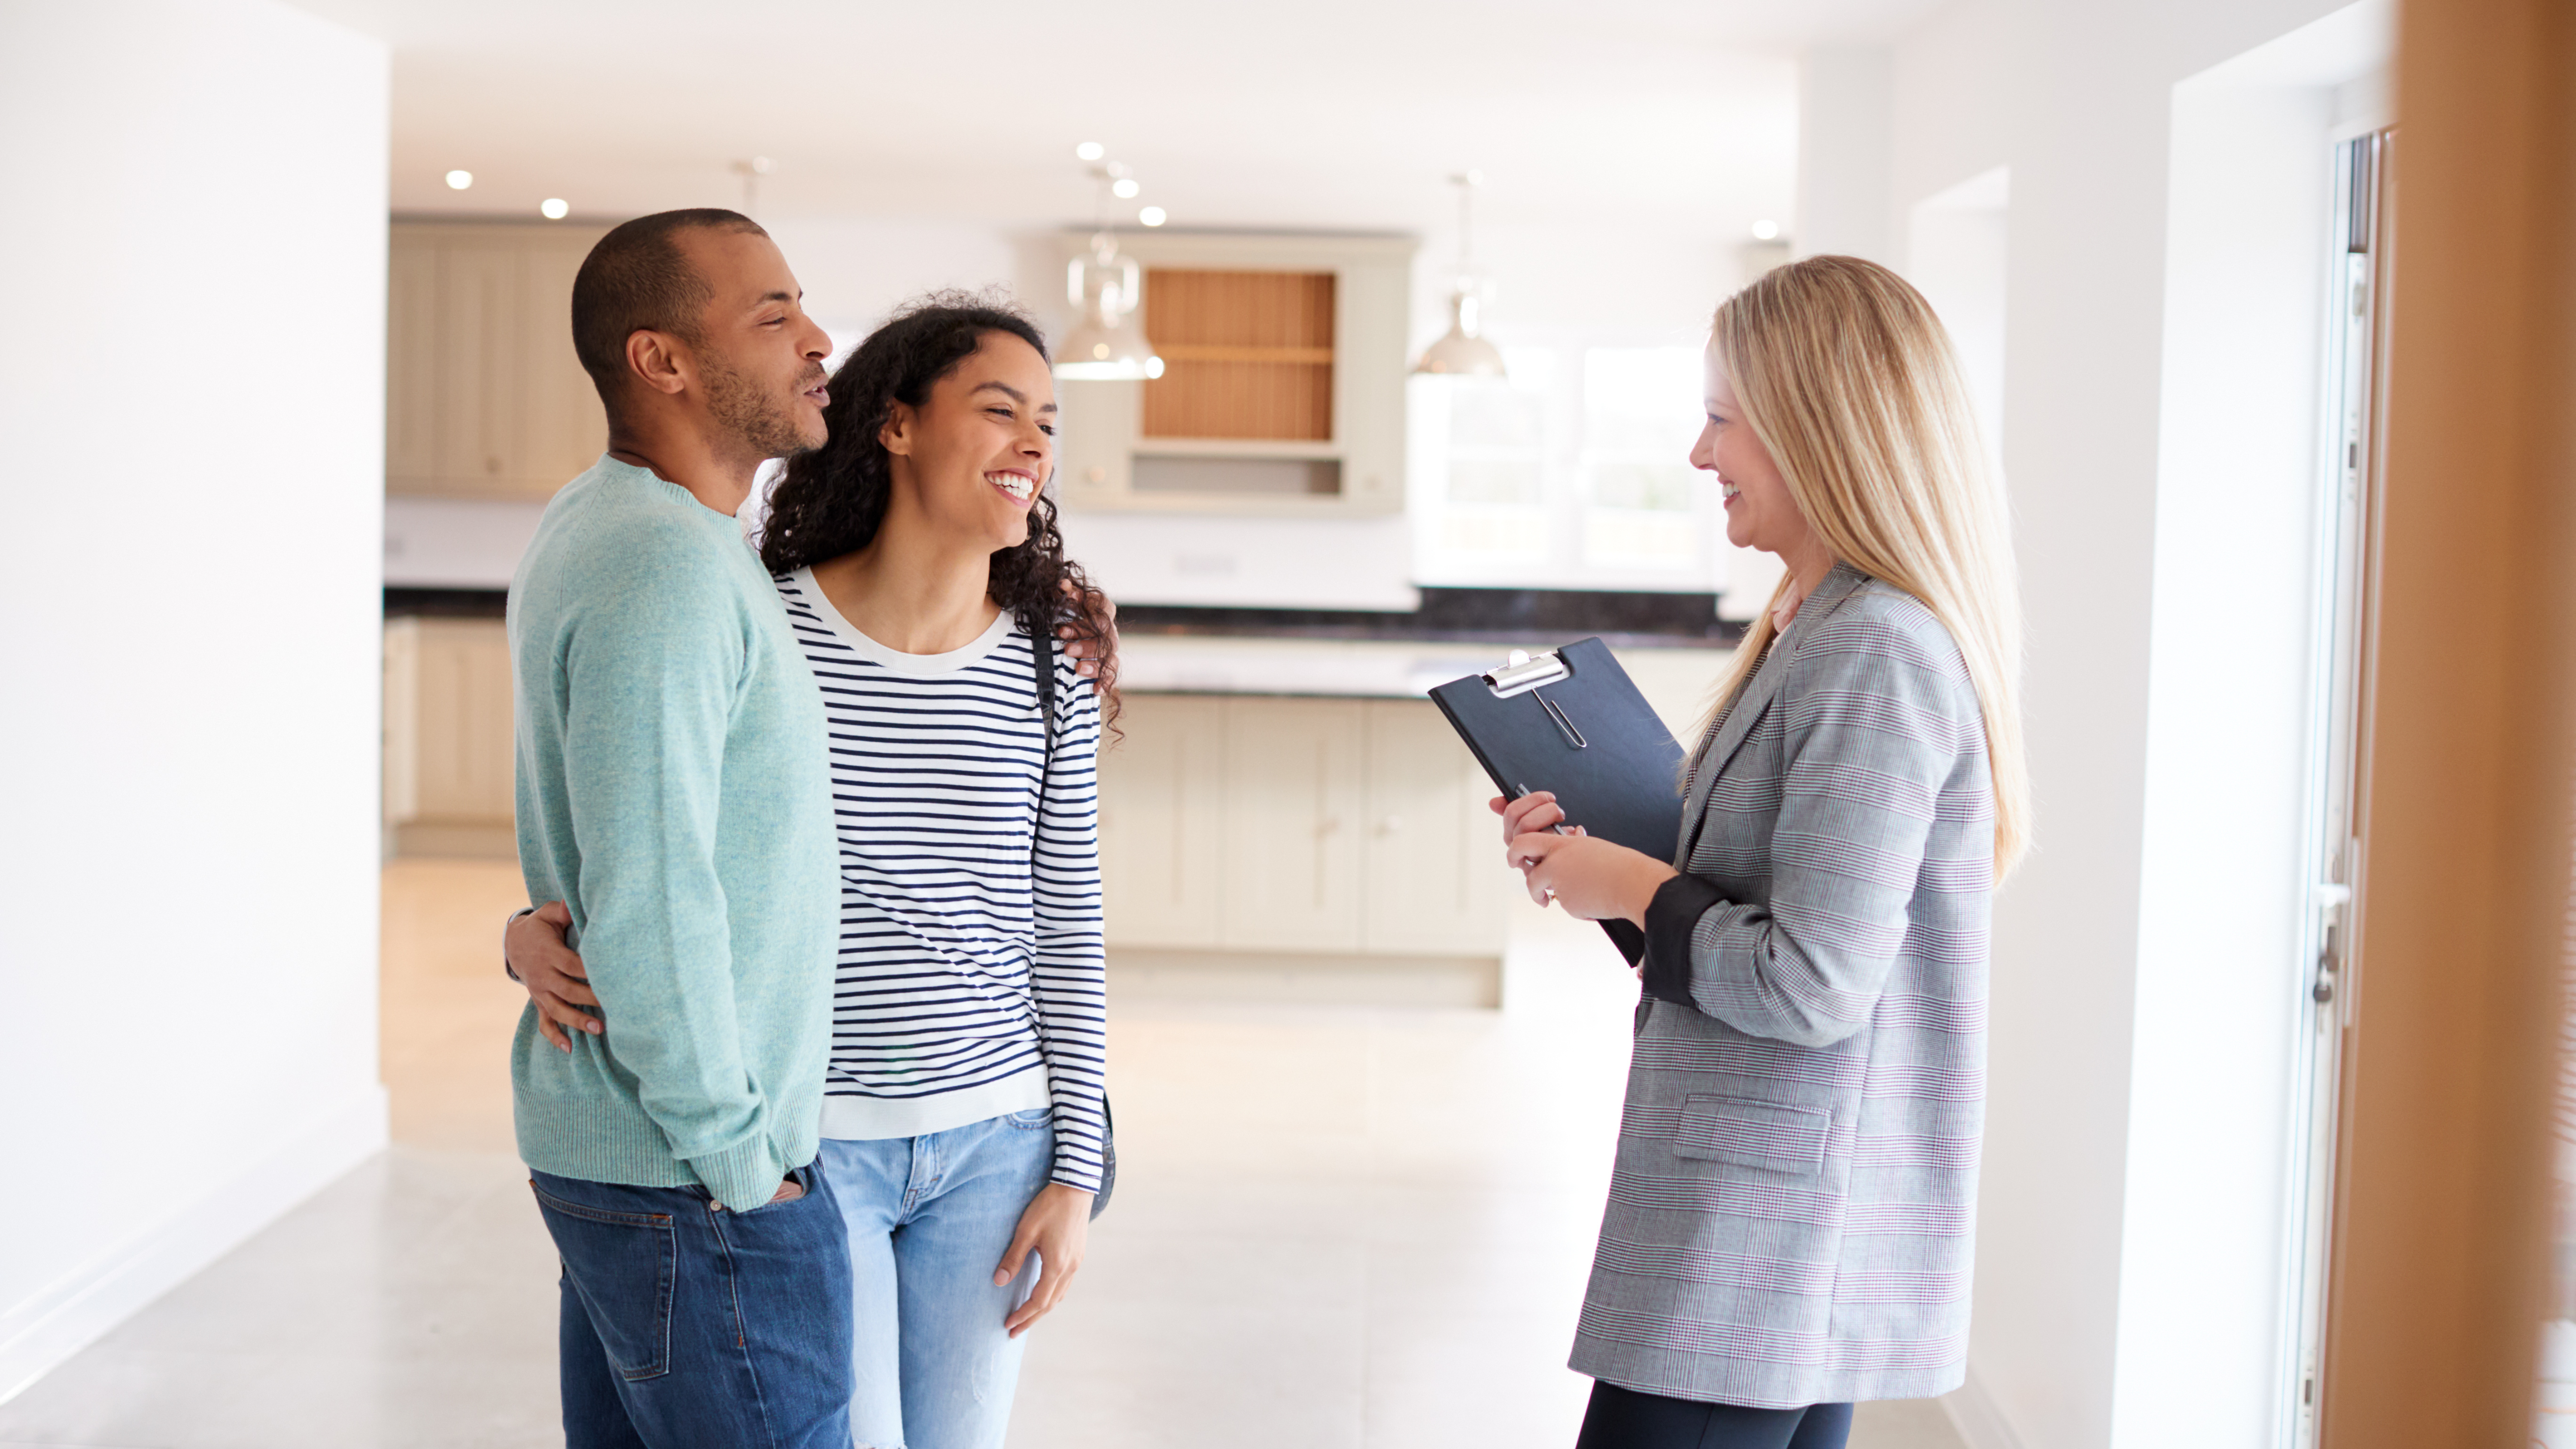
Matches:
[1672,565,1870,864]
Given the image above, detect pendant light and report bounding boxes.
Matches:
[1057,161,1163,381]
[1413,171,1507,378]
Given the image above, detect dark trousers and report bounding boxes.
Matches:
[1576,1380,1855,1449]
[532,1164,855,1449]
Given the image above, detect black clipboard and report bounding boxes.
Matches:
[1429,638,1684,962]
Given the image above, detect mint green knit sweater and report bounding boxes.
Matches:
[505,456,835,1212]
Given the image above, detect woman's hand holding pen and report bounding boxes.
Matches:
[1489,791,1678,930]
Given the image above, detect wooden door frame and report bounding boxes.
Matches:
[2318,0,2576,1442]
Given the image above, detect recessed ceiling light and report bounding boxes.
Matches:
[1751,219,1780,240]
[1075,141,1105,161]
[445,170,473,191]
[540,198,569,219]
[1139,206,1167,228]
[1111,178,1139,199]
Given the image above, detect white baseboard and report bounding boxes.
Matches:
[0,1086,389,1406]
[1944,1364,2028,1449]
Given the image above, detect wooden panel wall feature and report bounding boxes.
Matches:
[2317,0,2576,1443]
[1141,269,1336,440]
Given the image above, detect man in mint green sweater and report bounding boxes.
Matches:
[507,208,850,1449]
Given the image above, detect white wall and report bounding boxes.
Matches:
[1872,2,2390,1446]
[1907,167,2010,471]
[385,217,1023,591]
[0,0,389,1403]
[1797,48,1897,264]
[385,496,549,588]
[395,213,1751,609]
[766,216,1021,358]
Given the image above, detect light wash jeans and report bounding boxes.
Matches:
[817,1110,1054,1449]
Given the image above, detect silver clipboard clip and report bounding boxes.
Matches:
[1482,650,1587,750]
[1482,649,1568,699]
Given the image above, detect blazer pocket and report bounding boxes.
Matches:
[1671,1095,1832,1177]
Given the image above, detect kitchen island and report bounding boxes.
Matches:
[1101,633,1731,1007]
[381,589,1734,1007]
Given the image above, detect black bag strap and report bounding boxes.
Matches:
[1024,617,1115,1218]
[1030,617,1058,762]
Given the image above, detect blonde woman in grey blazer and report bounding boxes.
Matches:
[1504,255,2030,1449]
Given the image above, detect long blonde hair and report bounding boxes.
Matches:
[1704,255,2030,877]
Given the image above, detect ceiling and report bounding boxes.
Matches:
[287,0,1944,245]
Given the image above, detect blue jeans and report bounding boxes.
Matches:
[819,1109,1057,1449]
[532,1164,855,1449]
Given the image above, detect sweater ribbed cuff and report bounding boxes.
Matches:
[686,1136,791,1214]
[1640,874,1728,1006]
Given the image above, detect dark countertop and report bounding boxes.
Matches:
[386,585,1749,648]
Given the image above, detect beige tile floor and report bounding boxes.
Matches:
[0,860,1969,1449]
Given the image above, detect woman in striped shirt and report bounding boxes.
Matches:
[510,296,1115,1449]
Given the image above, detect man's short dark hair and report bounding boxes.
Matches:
[571,208,769,415]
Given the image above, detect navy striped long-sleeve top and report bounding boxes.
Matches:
[774,568,1109,1193]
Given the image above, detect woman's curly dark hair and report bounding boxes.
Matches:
[760,291,1118,726]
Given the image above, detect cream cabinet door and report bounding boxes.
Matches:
[386,222,609,500]
[519,241,607,486]
[385,237,440,487]
[1359,700,1509,955]
[1217,697,1365,951]
[385,618,515,824]
[1098,695,1225,947]
[434,246,526,490]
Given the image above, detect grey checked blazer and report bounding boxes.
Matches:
[1568,563,1993,1409]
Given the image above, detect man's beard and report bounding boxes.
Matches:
[703,352,816,460]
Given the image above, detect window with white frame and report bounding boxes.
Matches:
[1580,346,1707,571]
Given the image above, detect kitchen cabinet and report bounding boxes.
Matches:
[1095,695,1224,946]
[383,617,515,857]
[387,221,610,501]
[1216,699,1368,951]
[1054,231,1413,517]
[1359,702,1508,955]
[1097,694,1508,963]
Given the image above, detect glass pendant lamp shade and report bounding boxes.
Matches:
[1413,289,1506,377]
[1413,172,1506,378]
[1056,233,1163,381]
[1056,315,1166,380]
